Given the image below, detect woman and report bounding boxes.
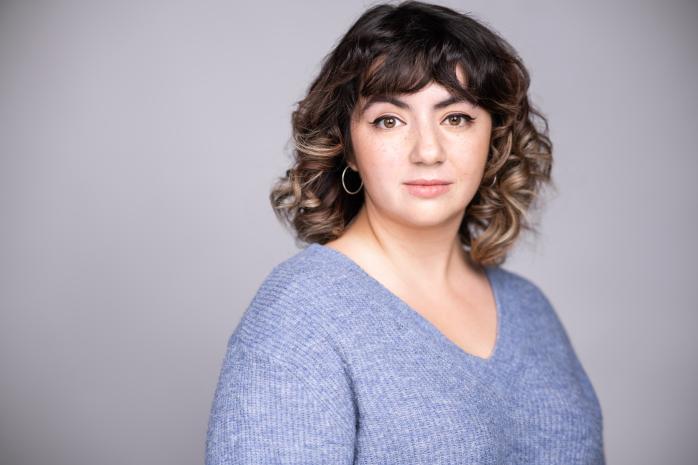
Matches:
[206,1,605,464]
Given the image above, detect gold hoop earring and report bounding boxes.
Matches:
[342,165,363,195]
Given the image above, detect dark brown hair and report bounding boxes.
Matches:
[269,0,554,266]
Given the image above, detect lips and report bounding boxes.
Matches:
[404,180,452,199]
[403,179,452,186]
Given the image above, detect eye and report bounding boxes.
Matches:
[370,115,405,130]
[443,113,475,127]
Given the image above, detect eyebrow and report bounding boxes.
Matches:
[360,94,475,114]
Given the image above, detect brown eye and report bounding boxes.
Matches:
[370,116,403,129]
[444,113,475,127]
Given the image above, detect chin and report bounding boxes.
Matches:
[396,206,464,227]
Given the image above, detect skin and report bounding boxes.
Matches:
[324,67,499,359]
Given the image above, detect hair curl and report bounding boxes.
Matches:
[270,0,555,266]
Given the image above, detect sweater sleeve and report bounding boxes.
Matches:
[205,339,356,465]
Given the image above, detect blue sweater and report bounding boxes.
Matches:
[206,243,605,464]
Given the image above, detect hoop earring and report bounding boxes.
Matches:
[342,165,363,195]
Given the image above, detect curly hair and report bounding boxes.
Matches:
[269,0,555,266]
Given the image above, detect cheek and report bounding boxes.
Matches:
[361,152,401,195]
[352,129,404,185]
[453,128,491,173]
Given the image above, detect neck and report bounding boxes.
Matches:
[341,203,478,289]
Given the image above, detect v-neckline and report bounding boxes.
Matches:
[307,243,505,365]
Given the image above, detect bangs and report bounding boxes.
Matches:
[356,42,482,114]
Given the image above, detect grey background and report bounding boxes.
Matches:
[1,0,696,464]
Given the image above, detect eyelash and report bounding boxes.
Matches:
[369,113,475,129]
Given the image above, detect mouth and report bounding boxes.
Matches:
[403,180,452,198]
[403,179,453,186]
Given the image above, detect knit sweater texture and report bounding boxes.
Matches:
[206,243,605,464]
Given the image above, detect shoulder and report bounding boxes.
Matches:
[490,265,557,316]
[490,265,547,298]
[220,245,355,421]
[492,265,572,336]
[229,244,348,360]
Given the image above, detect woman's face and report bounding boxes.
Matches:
[348,70,493,230]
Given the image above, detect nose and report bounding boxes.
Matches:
[409,119,446,165]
